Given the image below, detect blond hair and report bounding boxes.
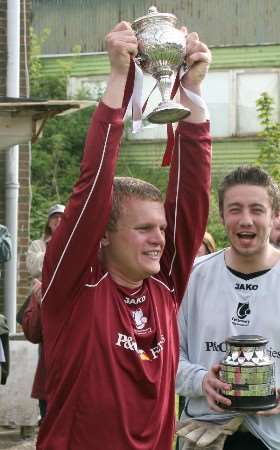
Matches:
[107,177,163,231]
[203,231,216,254]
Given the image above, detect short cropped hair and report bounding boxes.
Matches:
[218,165,280,215]
[107,177,163,231]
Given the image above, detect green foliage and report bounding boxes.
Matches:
[256,92,280,184]
[208,188,229,250]
[29,27,50,98]
[116,161,169,195]
[30,107,94,239]
[29,29,97,239]
[30,28,83,100]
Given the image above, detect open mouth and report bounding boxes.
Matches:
[237,232,256,243]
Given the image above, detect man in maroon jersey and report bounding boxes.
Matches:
[37,21,212,450]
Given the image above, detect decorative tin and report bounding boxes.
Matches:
[220,335,277,411]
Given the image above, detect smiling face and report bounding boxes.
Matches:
[102,197,167,288]
[222,184,274,259]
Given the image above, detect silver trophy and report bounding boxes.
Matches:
[220,335,277,411]
[132,6,190,124]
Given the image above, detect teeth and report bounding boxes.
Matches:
[146,251,160,256]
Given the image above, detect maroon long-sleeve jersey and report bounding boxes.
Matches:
[37,102,211,450]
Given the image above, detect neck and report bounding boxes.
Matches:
[101,249,145,290]
[109,268,144,290]
[225,244,280,273]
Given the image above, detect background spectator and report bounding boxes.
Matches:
[26,204,65,278]
[270,213,280,248]
[22,204,64,423]
[196,231,216,256]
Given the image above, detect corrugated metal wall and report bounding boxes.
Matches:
[118,139,261,179]
[32,0,280,55]
[39,45,280,79]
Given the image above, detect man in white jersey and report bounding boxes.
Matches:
[176,166,280,450]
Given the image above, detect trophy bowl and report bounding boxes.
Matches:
[220,335,277,411]
[131,6,190,124]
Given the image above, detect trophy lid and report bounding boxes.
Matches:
[132,6,177,30]
[226,335,268,346]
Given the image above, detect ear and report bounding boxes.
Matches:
[101,230,110,247]
[220,211,225,225]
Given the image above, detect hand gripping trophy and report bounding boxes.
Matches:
[132,6,190,124]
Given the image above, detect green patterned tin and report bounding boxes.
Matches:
[220,335,277,411]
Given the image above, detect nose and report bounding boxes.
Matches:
[53,216,62,230]
[239,210,253,226]
[149,227,165,246]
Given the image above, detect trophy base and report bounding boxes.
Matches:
[222,394,277,412]
[147,101,191,124]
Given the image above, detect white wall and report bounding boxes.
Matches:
[68,68,280,140]
[0,338,39,426]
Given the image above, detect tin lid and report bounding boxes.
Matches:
[225,335,268,346]
[132,6,177,29]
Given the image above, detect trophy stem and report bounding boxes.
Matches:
[156,75,172,103]
[147,72,191,124]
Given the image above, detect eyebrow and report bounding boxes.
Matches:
[226,202,266,208]
[134,222,167,228]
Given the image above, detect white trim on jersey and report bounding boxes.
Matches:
[168,134,181,277]
[151,276,175,293]
[85,272,109,288]
[41,124,112,303]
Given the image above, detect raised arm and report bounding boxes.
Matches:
[42,23,138,311]
[161,33,212,302]
[103,21,137,109]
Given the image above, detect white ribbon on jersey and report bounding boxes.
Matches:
[130,61,209,133]
[179,65,210,120]
[131,62,144,133]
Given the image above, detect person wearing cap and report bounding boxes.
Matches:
[21,278,46,422]
[26,204,65,279]
[22,204,65,423]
